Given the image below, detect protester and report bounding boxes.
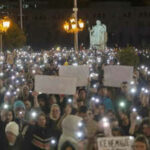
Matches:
[139,118,150,143]
[58,115,86,150]
[5,109,14,123]
[13,100,27,133]
[2,121,22,150]
[23,113,53,150]
[49,104,61,127]
[0,48,149,150]
[133,135,150,150]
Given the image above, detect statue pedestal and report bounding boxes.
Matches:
[91,44,106,52]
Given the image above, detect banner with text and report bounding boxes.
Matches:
[97,136,134,150]
[35,75,77,95]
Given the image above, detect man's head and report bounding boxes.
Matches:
[87,110,94,120]
[22,85,29,95]
[77,99,84,108]
[112,128,122,136]
[13,101,26,119]
[0,109,7,122]
[38,94,48,107]
[78,89,86,100]
[48,95,57,105]
[121,82,128,93]
[28,81,33,90]
[6,110,14,123]
[107,110,115,120]
[102,87,108,97]
[140,94,149,107]
[133,135,149,150]
[50,104,61,120]
[37,113,46,128]
[140,118,150,137]
[24,100,32,110]
[78,106,88,122]
[99,104,105,115]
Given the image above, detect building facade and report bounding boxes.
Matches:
[1,1,150,49]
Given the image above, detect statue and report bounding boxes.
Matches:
[89,20,107,50]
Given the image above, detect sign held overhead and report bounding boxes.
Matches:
[35,75,77,95]
[59,65,89,87]
[103,65,133,87]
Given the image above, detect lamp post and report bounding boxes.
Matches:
[0,33,2,52]
[0,17,10,51]
[19,0,23,30]
[63,0,84,53]
[73,0,78,53]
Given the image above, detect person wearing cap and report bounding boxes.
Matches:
[13,100,26,119]
[13,100,27,133]
[58,115,87,150]
[1,121,22,150]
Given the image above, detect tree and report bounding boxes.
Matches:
[117,46,139,67]
[3,20,26,50]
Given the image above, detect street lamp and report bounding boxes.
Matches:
[63,18,84,33]
[0,17,10,51]
[63,0,84,52]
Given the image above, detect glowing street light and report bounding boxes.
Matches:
[71,22,77,30]
[63,22,69,31]
[3,20,10,30]
[0,17,10,32]
[78,19,84,29]
[63,0,85,52]
[63,18,84,33]
[0,17,11,51]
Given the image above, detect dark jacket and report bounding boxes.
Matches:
[2,135,23,150]
[23,124,53,150]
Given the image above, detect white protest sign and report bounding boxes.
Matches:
[59,65,89,87]
[97,136,134,150]
[35,75,77,95]
[103,65,133,87]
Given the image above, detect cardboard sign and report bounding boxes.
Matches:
[103,65,133,87]
[97,136,134,150]
[35,75,77,95]
[59,65,89,87]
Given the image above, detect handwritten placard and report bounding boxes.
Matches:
[97,136,134,150]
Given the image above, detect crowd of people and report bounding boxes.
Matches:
[0,48,150,150]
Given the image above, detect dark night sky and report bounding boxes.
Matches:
[91,0,149,6]
[1,0,150,7]
[1,0,149,9]
[8,0,150,6]
[1,0,148,5]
